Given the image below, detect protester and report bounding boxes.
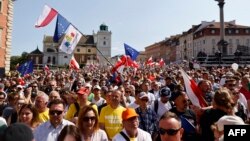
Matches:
[78,105,108,141]
[158,111,184,141]
[57,125,81,141]
[18,103,41,131]
[3,123,34,141]
[113,108,151,141]
[34,99,74,141]
[99,89,125,140]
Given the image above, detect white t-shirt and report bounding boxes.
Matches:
[112,128,152,141]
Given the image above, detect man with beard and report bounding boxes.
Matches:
[34,99,74,141]
[113,108,152,141]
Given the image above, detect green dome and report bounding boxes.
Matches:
[100,23,108,31]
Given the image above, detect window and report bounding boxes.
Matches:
[245,29,249,34]
[229,47,232,55]
[203,40,205,44]
[64,56,68,58]
[103,41,106,46]
[212,39,215,45]
[104,37,106,39]
[77,48,80,52]
[88,49,91,53]
[0,28,2,48]
[211,30,215,34]
[47,57,51,63]
[235,29,239,34]
[246,39,250,46]
[236,39,240,45]
[228,29,232,34]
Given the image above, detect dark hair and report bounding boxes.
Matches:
[18,104,40,128]
[48,99,65,109]
[78,106,99,132]
[160,111,182,126]
[57,125,81,141]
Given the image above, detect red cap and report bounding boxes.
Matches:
[77,87,90,95]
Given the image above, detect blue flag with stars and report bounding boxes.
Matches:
[17,60,34,76]
[124,43,139,61]
[53,14,70,42]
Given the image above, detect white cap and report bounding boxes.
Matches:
[84,83,92,88]
[138,92,149,99]
[93,85,101,90]
[216,115,245,131]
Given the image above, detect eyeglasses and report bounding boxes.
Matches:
[159,128,181,136]
[83,116,96,121]
[49,110,63,116]
[125,91,131,93]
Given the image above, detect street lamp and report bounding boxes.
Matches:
[215,51,222,66]
[234,49,242,64]
[215,0,228,55]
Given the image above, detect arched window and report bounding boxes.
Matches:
[47,56,51,63]
[52,57,56,64]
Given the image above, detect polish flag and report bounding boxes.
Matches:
[44,65,50,72]
[159,58,165,67]
[180,69,208,108]
[145,56,153,66]
[35,5,58,28]
[69,56,80,70]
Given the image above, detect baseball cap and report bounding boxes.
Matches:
[138,92,148,99]
[77,87,90,95]
[17,85,23,89]
[216,115,245,131]
[122,108,138,121]
[160,87,171,98]
[84,83,92,88]
[93,85,101,90]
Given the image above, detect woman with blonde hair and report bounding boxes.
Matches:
[18,103,41,131]
[78,105,108,141]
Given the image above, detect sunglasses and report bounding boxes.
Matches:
[49,110,63,116]
[83,116,96,121]
[159,128,181,136]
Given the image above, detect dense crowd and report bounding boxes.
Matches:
[0,63,249,141]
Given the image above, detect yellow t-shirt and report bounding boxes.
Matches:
[65,101,98,120]
[38,108,49,122]
[99,105,125,139]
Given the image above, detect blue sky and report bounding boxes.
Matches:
[12,0,250,56]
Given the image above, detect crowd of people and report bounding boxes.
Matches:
[0,63,249,141]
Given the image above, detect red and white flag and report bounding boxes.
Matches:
[180,69,208,108]
[145,56,153,66]
[35,5,58,28]
[69,56,80,70]
[44,65,50,72]
[159,58,165,67]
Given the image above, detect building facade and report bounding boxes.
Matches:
[0,0,14,75]
[146,20,250,64]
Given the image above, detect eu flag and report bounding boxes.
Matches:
[17,60,34,76]
[124,43,139,61]
[53,14,70,42]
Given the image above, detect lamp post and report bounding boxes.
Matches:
[184,40,187,60]
[234,49,242,64]
[215,0,228,55]
[215,51,222,66]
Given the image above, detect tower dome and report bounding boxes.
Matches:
[100,23,108,31]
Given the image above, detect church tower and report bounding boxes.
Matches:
[93,23,111,66]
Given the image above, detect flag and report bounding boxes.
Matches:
[17,60,34,76]
[35,5,58,28]
[124,43,139,61]
[59,24,82,54]
[111,55,127,73]
[159,58,165,67]
[180,69,208,108]
[145,56,153,66]
[44,65,50,72]
[69,55,80,70]
[53,14,70,42]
